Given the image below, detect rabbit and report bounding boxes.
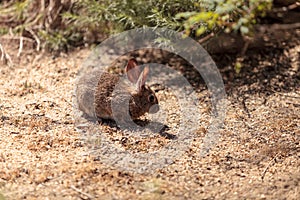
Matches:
[77,58,159,122]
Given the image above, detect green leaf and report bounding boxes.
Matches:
[175,11,197,19]
[196,26,206,36]
[235,61,243,74]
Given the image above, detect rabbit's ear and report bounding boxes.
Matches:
[125,58,141,84]
[136,66,149,91]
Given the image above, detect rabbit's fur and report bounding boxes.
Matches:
[78,58,159,122]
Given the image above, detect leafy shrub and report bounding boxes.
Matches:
[0,0,274,51]
[177,0,273,36]
[62,0,198,43]
[0,0,74,51]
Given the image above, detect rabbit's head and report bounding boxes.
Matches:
[125,58,159,119]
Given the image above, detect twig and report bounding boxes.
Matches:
[271,22,300,30]
[47,0,55,25]
[47,0,63,27]
[198,32,215,44]
[0,43,14,67]
[261,152,280,181]
[0,43,4,61]
[61,97,73,107]
[240,36,251,56]
[273,2,300,12]
[70,185,94,200]
[0,35,35,42]
[26,28,41,51]
[18,36,24,57]
[259,23,300,33]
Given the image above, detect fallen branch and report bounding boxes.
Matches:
[70,185,94,200]
[261,153,280,181]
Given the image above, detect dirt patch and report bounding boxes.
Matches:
[0,28,299,199]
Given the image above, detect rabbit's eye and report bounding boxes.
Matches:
[148,94,155,103]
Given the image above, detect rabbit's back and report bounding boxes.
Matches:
[94,72,123,119]
[75,68,103,119]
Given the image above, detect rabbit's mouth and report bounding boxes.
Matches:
[149,104,159,114]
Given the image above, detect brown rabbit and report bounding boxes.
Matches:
[93,58,159,122]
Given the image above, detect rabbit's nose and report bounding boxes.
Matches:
[149,104,159,114]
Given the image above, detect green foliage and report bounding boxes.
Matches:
[177,0,273,36]
[0,27,8,35]
[0,0,274,51]
[62,0,199,41]
[0,0,30,21]
[0,0,73,51]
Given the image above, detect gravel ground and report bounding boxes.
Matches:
[0,31,299,199]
